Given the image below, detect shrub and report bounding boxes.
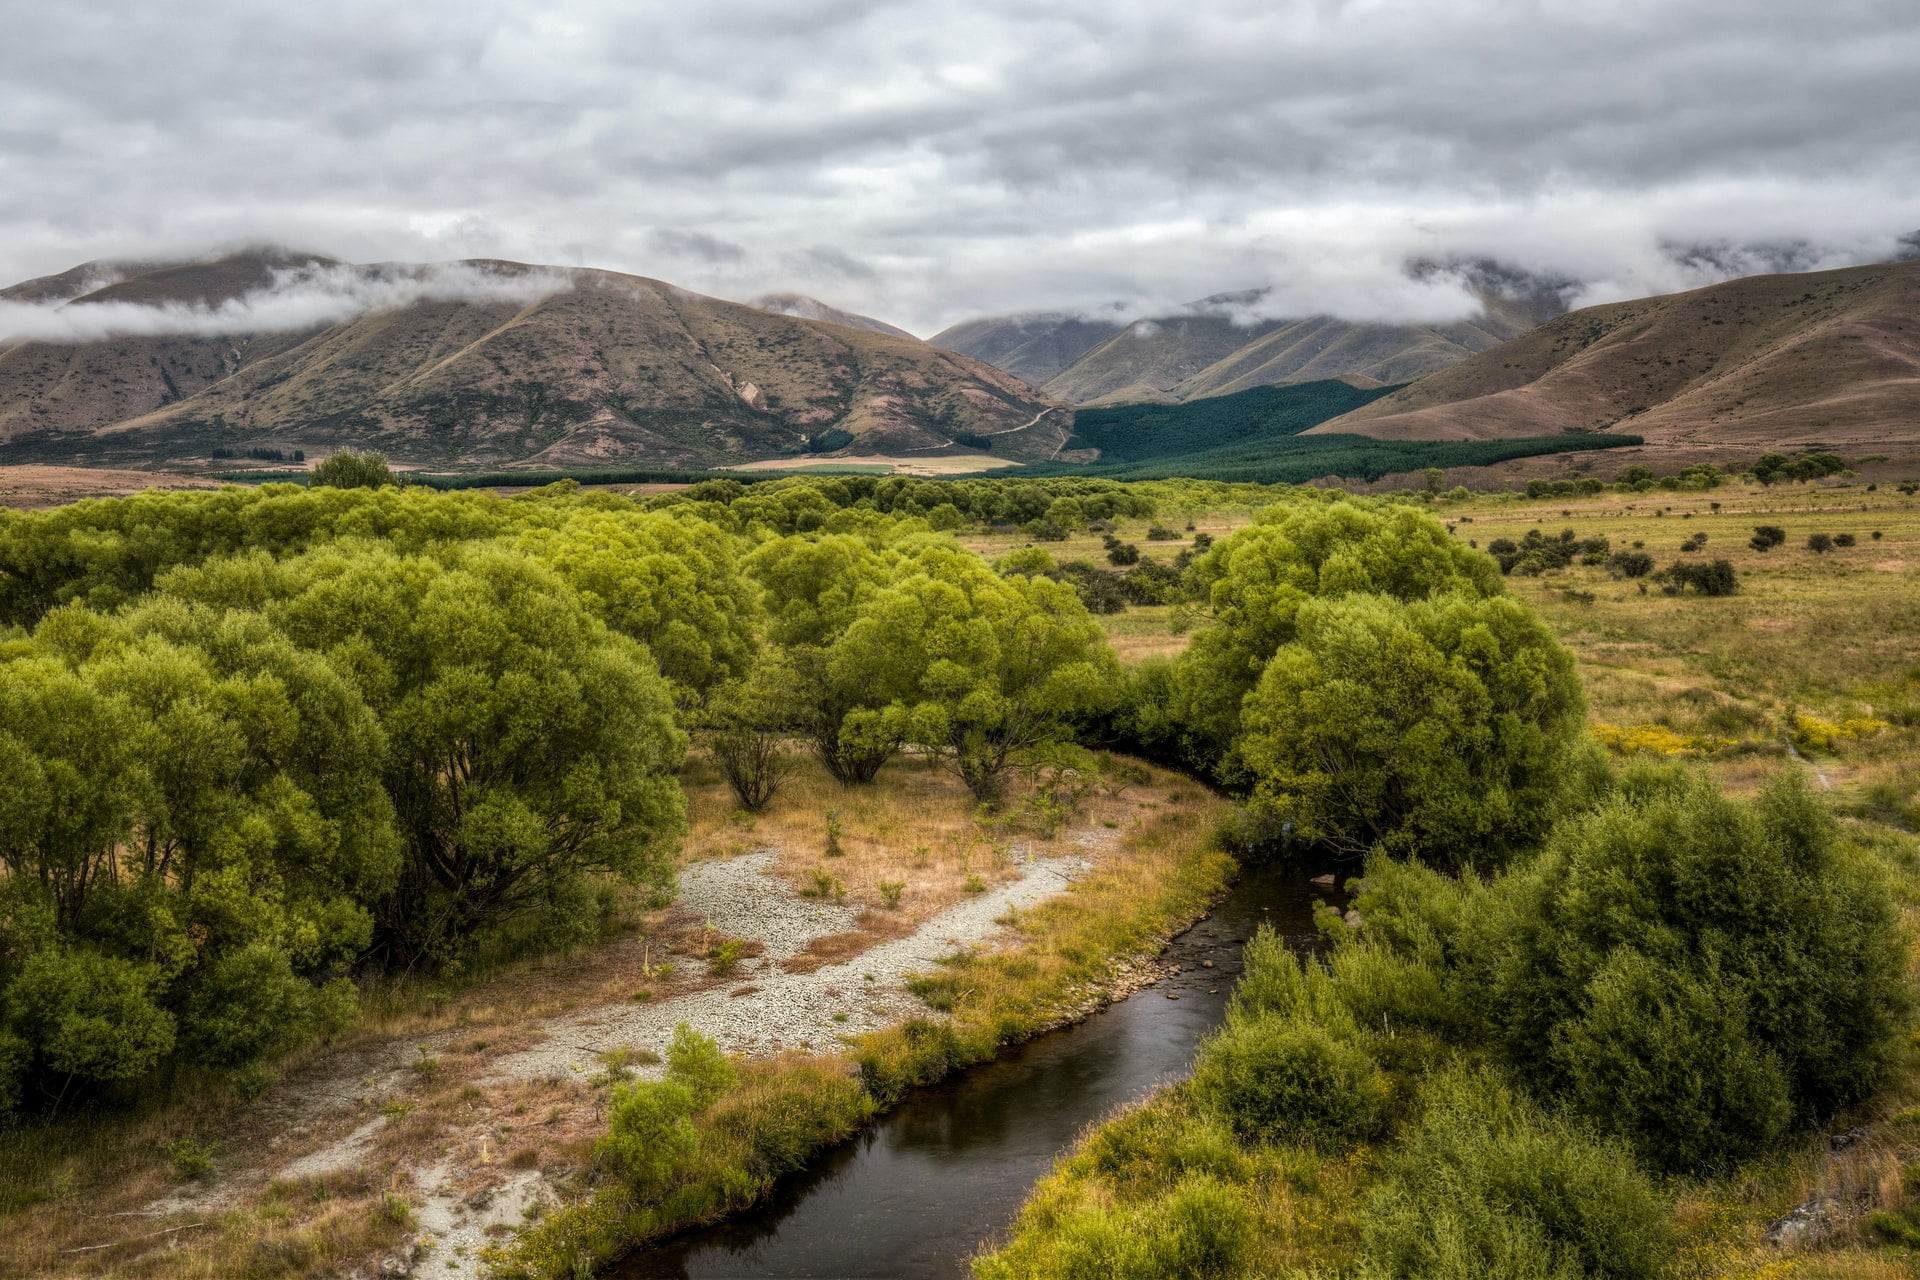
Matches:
[308,449,395,489]
[1145,524,1179,541]
[597,1078,699,1196]
[1106,540,1141,566]
[1660,559,1737,596]
[707,938,744,977]
[1189,1013,1391,1148]
[164,1137,216,1182]
[1488,528,1609,575]
[666,1023,736,1106]
[1053,560,1128,614]
[1486,769,1910,1171]
[1749,524,1786,551]
[181,945,348,1067]
[6,948,176,1089]
[1360,1074,1670,1280]
[1605,551,1654,578]
[975,1173,1255,1280]
[1834,532,1856,547]
[1807,532,1834,554]
[1754,451,1848,485]
[1117,559,1184,606]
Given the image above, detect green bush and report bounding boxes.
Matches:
[1605,551,1653,578]
[666,1023,737,1108]
[597,1078,700,1196]
[1189,1013,1390,1148]
[1660,558,1737,596]
[1359,1074,1669,1280]
[6,948,176,1088]
[1486,768,1909,1170]
[308,449,395,490]
[974,1172,1255,1280]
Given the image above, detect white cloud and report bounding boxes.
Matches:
[0,261,569,344]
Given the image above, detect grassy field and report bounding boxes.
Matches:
[1455,483,1920,813]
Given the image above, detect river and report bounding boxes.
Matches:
[615,860,1344,1280]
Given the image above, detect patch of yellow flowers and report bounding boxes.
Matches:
[1792,714,1890,752]
[1592,722,1739,757]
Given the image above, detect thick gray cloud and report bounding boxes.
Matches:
[1,0,1916,336]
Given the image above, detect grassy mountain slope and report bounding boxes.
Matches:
[1177,290,1559,400]
[0,253,1063,469]
[1320,260,1920,448]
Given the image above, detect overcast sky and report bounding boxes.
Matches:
[2,0,1917,335]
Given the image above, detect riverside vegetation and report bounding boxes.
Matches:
[976,457,1920,1279]
[2,453,1918,1277]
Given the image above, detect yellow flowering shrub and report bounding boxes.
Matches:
[1792,714,1889,751]
[1592,722,1738,757]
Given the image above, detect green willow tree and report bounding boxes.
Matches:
[1237,590,1588,868]
[836,546,1119,804]
[308,449,396,490]
[1170,497,1503,778]
[155,541,688,966]
[518,508,758,701]
[745,532,906,783]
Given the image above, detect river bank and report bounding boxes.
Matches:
[496,771,1236,1278]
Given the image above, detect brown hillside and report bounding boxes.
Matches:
[0,253,1061,470]
[1317,261,1920,449]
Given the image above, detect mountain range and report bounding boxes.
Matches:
[929,266,1574,405]
[2,249,1917,475]
[0,252,1061,469]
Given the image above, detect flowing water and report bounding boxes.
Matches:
[616,861,1343,1280]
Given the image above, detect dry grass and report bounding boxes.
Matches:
[0,465,219,510]
[680,748,1172,929]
